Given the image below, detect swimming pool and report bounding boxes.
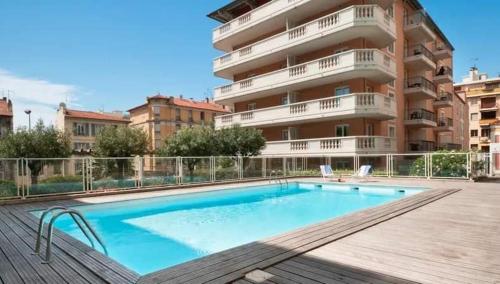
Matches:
[35,182,423,275]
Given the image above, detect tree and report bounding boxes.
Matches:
[157,126,217,178]
[157,125,266,178]
[0,120,71,184]
[93,126,149,179]
[215,125,266,156]
[93,126,149,157]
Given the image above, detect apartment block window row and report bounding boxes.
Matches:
[73,123,106,137]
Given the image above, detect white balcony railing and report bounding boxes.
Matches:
[213,5,395,73]
[215,93,395,128]
[214,49,395,102]
[261,136,396,156]
[213,0,309,44]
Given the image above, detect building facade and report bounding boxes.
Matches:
[455,67,500,152]
[0,97,13,138]
[128,95,229,151]
[56,103,130,153]
[209,0,467,156]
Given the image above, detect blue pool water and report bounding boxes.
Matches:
[35,182,422,275]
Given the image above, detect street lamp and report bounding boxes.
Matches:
[24,109,31,130]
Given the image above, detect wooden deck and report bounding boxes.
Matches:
[0,181,499,284]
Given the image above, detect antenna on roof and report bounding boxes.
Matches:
[471,57,479,69]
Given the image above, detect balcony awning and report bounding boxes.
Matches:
[479,119,497,126]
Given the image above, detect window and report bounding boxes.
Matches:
[387,80,395,88]
[154,123,160,133]
[335,86,351,97]
[388,125,396,137]
[481,128,491,138]
[200,111,205,121]
[471,98,478,105]
[471,144,478,150]
[281,96,288,105]
[365,124,374,136]
[386,4,394,18]
[281,129,289,140]
[175,108,181,121]
[247,103,256,110]
[188,110,193,122]
[152,106,160,115]
[481,110,496,120]
[388,91,395,99]
[336,124,349,137]
[470,113,478,121]
[155,139,162,149]
[387,42,395,54]
[73,123,89,136]
[470,130,478,137]
[289,127,298,140]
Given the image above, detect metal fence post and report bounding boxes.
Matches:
[238,156,243,180]
[177,157,183,184]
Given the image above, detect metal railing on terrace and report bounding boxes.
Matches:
[405,76,436,92]
[406,108,436,121]
[0,152,489,201]
[405,44,434,61]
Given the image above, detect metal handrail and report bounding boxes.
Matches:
[268,170,288,188]
[34,207,107,263]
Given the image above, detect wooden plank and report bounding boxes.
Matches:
[265,267,323,284]
[268,263,344,284]
[137,189,458,284]
[0,246,24,284]
[11,204,140,283]
[0,206,104,284]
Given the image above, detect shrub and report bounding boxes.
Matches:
[409,151,467,177]
[0,179,17,197]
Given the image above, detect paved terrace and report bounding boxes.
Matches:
[0,178,499,284]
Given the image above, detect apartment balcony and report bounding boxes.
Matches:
[480,99,499,112]
[215,93,395,128]
[433,92,453,108]
[434,66,453,84]
[404,11,436,43]
[404,44,436,72]
[480,136,491,144]
[407,140,436,152]
[212,0,393,51]
[261,136,396,156]
[435,118,453,132]
[433,45,452,60]
[404,108,437,128]
[214,49,396,104]
[404,77,437,100]
[213,5,396,79]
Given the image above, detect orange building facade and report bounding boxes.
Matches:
[128,95,229,151]
[209,0,467,156]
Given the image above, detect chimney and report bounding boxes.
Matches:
[179,94,183,99]
[205,97,210,103]
[59,102,67,111]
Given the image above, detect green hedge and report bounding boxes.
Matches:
[410,151,467,177]
[0,180,17,198]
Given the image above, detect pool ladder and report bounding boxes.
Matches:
[268,170,288,188]
[33,206,108,263]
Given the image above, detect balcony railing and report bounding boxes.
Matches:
[437,118,453,127]
[407,140,436,152]
[261,136,396,156]
[214,49,395,102]
[433,44,452,60]
[213,5,395,73]
[405,44,434,61]
[433,92,453,108]
[404,10,435,41]
[406,108,436,122]
[215,93,395,128]
[405,76,436,95]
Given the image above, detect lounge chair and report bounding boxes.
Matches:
[320,165,335,181]
[353,165,373,180]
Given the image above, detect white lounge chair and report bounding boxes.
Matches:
[320,165,335,181]
[353,165,373,180]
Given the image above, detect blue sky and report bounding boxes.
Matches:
[0,0,498,127]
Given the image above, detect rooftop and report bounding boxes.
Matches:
[0,98,12,117]
[62,108,130,123]
[128,95,230,113]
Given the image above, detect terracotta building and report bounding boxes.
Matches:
[56,103,130,153]
[128,95,229,151]
[209,0,467,156]
[455,67,500,152]
[0,97,13,138]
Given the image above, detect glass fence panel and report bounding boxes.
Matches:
[242,157,264,178]
[330,156,355,176]
[26,159,85,196]
[391,154,426,177]
[91,158,138,191]
[431,152,468,178]
[214,156,239,181]
[181,157,211,184]
[289,157,326,176]
[266,157,284,176]
[470,152,489,178]
[0,159,20,199]
[359,155,389,176]
[142,156,177,187]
